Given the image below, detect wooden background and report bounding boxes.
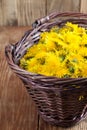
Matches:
[0,0,87,26]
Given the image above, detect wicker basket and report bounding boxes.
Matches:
[5,12,87,127]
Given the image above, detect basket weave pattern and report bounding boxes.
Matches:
[5,12,87,127]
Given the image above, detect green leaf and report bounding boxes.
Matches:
[59,55,66,62]
[72,58,78,63]
[69,66,75,73]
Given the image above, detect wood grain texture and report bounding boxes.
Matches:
[0,27,38,130]
[0,1,3,26]
[0,0,86,26]
[0,0,17,26]
[47,0,80,14]
[80,0,87,13]
[17,0,46,26]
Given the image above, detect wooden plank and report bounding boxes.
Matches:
[47,0,80,14]
[0,27,38,130]
[17,0,46,26]
[80,0,87,13]
[0,1,3,26]
[1,0,86,26]
[0,0,17,26]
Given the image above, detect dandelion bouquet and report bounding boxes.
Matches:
[20,22,87,78]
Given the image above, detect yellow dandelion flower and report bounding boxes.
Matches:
[20,22,87,78]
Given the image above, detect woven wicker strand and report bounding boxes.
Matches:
[5,12,87,127]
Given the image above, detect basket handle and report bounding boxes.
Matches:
[32,12,87,28]
[5,44,15,64]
